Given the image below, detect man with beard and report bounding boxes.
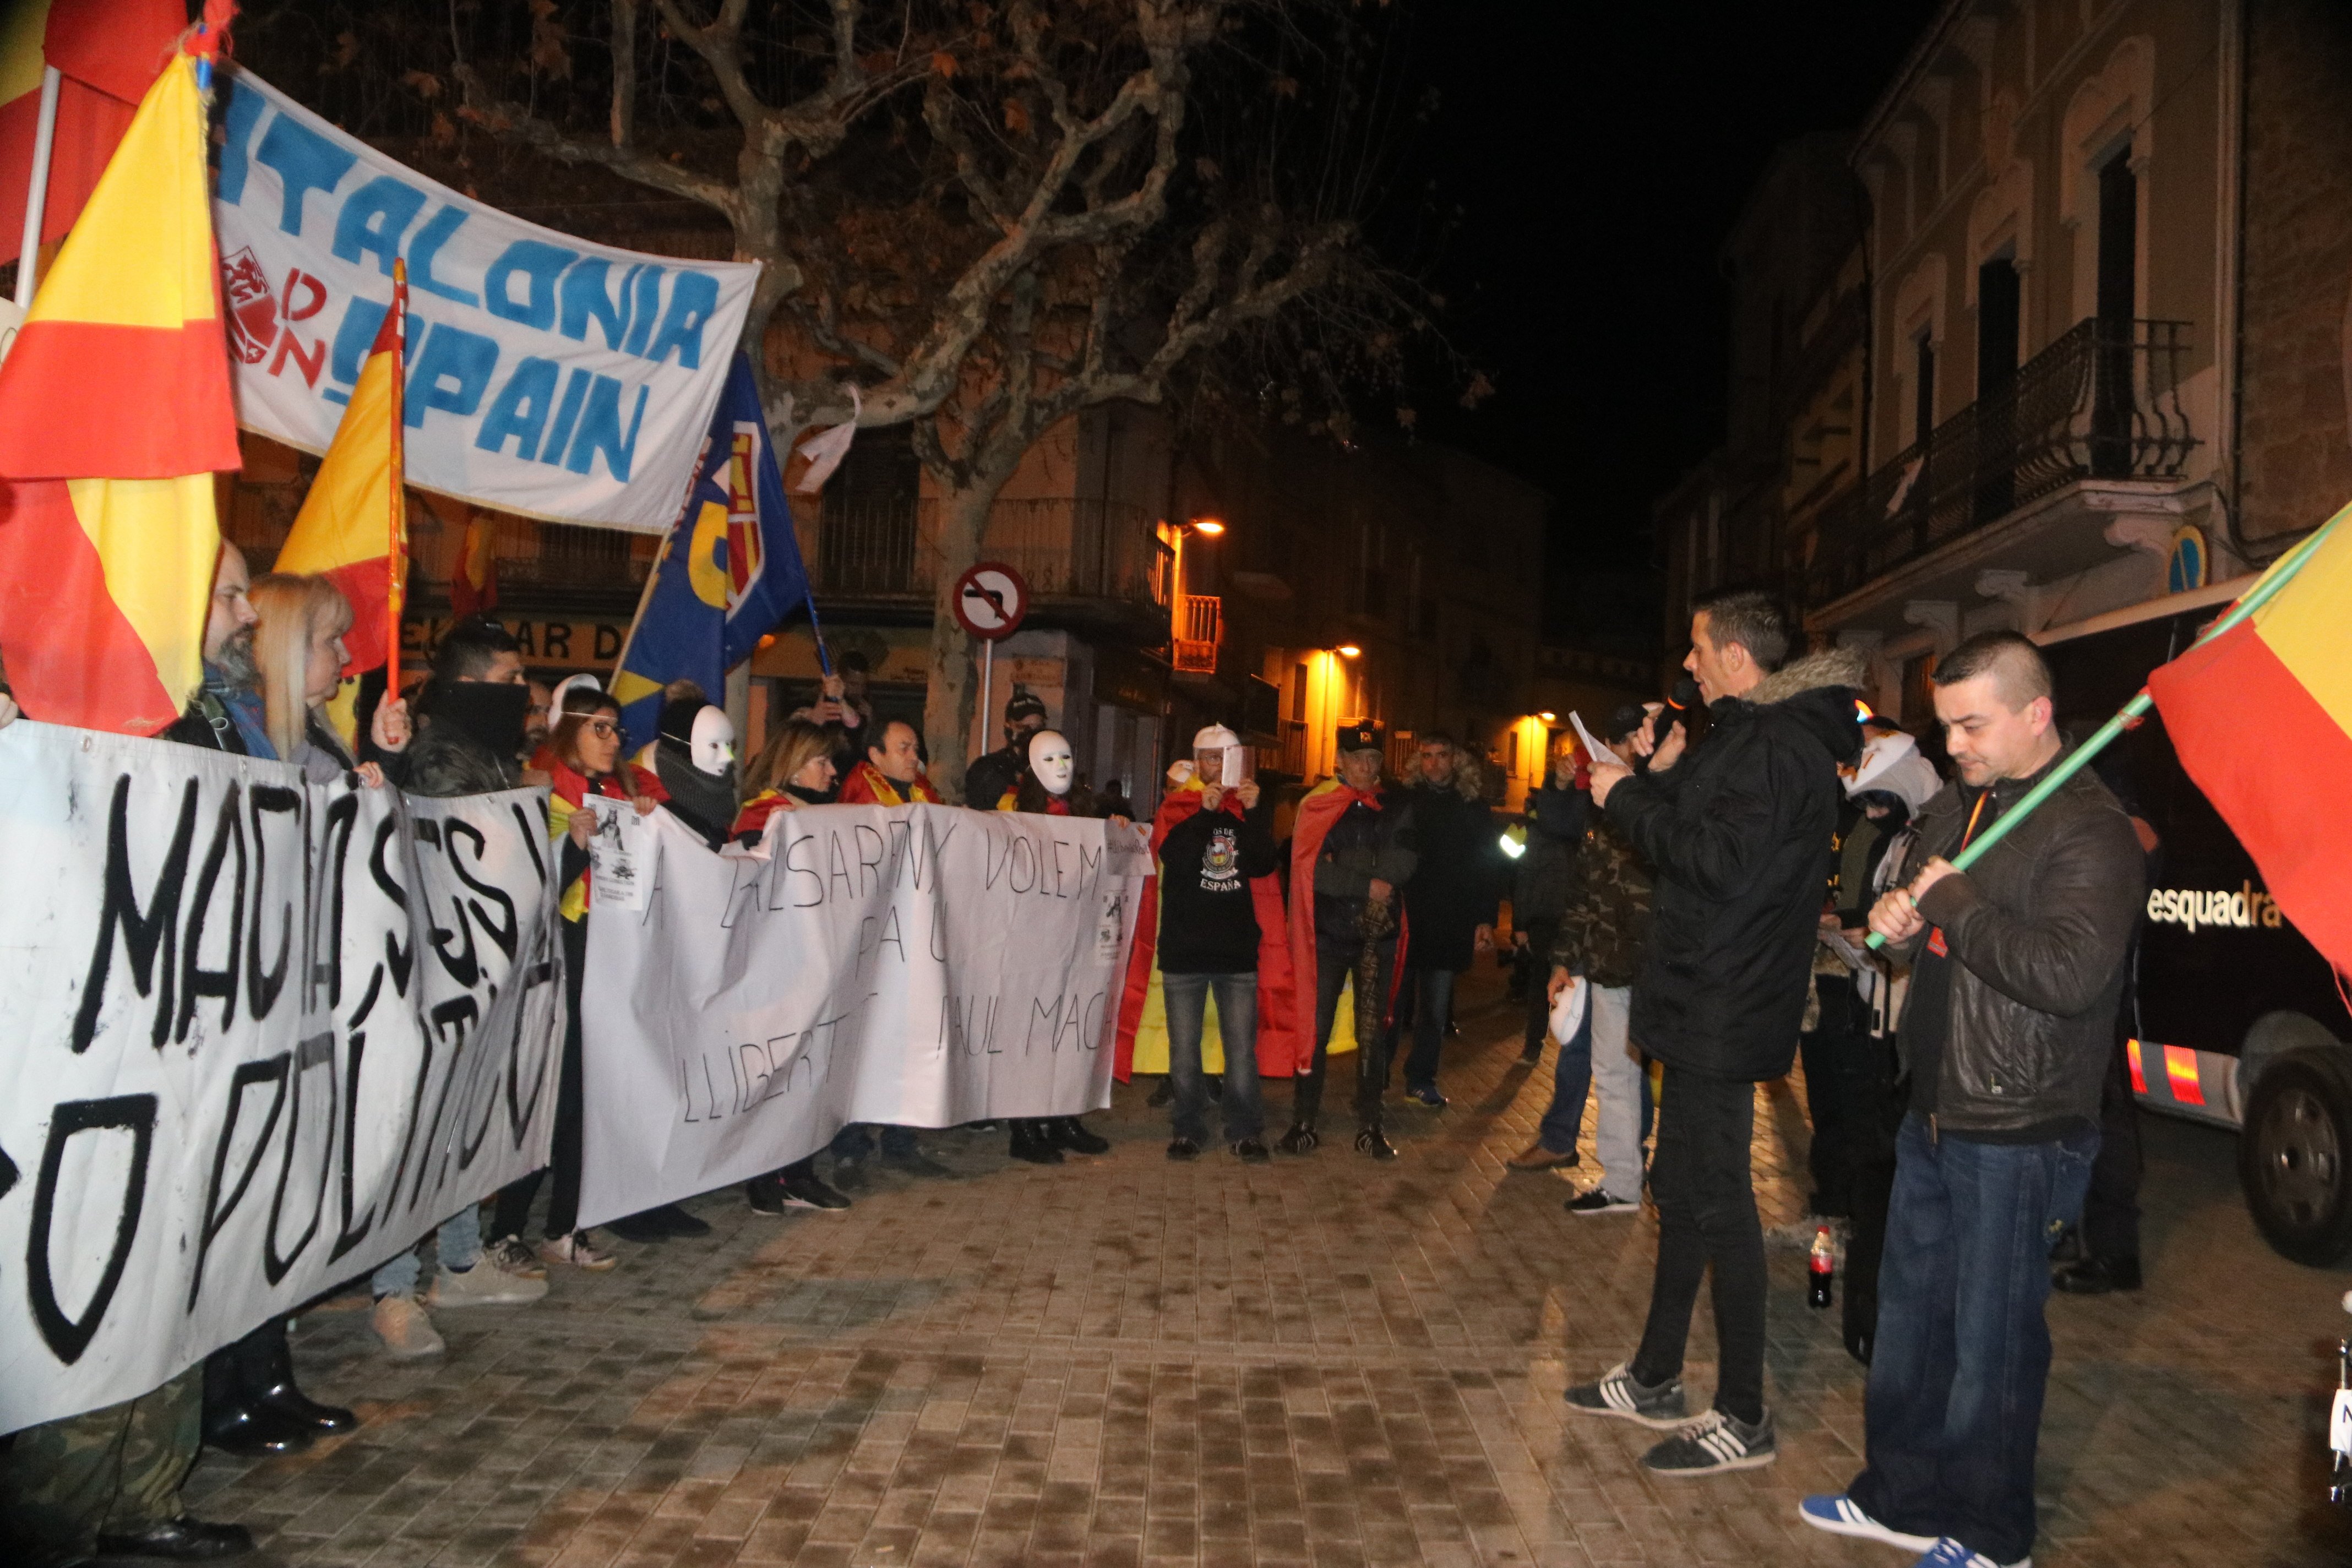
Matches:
[521,678,554,765]
[0,553,265,1564]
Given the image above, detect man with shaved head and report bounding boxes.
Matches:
[1800,629,2144,1568]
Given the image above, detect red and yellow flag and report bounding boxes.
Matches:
[0,0,187,269]
[275,266,407,678]
[448,507,498,620]
[2149,510,2352,971]
[0,48,239,734]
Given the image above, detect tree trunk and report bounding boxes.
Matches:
[921,472,1016,801]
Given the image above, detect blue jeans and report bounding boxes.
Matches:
[1395,966,1456,1091]
[1162,971,1266,1145]
[371,1204,483,1299]
[1537,991,1593,1152]
[1849,1114,2098,1566]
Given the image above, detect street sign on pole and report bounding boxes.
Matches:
[952,562,1030,640]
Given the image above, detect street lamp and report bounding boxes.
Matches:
[1537,710,1556,722]
[1191,516,1226,536]
[1335,643,1360,658]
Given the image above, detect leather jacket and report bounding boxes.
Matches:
[1896,747,2146,1135]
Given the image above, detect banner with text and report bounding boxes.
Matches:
[213,66,761,532]
[579,804,1150,1227]
[0,725,565,1434]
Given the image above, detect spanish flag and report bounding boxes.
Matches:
[2149,506,2352,971]
[0,0,188,269]
[275,266,407,677]
[0,48,238,735]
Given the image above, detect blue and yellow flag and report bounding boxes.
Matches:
[611,353,813,746]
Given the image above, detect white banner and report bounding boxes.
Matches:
[0,725,564,1434]
[579,803,1150,1227]
[212,67,761,532]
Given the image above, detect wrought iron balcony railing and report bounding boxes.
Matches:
[1172,594,1222,674]
[812,495,1161,612]
[1806,317,2197,606]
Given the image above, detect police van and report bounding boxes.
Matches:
[2035,580,2352,1265]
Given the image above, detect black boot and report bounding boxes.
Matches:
[1049,1116,1110,1155]
[245,1315,357,1438]
[1009,1119,1064,1164]
[202,1326,313,1457]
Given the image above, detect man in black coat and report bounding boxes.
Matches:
[1389,734,1501,1106]
[1564,590,1863,1477]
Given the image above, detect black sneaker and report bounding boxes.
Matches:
[1276,1123,1319,1155]
[647,1202,711,1237]
[2053,1254,2142,1294]
[1564,1362,1687,1428]
[1566,1189,1640,1216]
[602,1211,671,1243]
[1145,1078,1175,1108]
[1167,1137,1201,1161]
[830,1156,870,1191]
[1403,1085,1447,1109]
[1051,1117,1111,1155]
[745,1174,788,1215]
[1641,1407,1777,1476]
[779,1171,852,1211]
[1009,1120,1064,1164]
[1232,1138,1271,1163]
[1355,1126,1398,1161]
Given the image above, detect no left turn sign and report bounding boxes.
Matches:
[952,562,1030,640]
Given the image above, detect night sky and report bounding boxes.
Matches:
[1400,1,1942,612]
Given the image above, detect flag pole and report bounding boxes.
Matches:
[1866,499,2352,950]
[386,260,410,697]
[13,66,60,307]
[610,441,710,689]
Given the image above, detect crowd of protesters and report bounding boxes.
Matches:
[0,551,2150,1568]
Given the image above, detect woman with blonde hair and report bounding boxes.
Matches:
[727,717,855,1214]
[247,571,400,783]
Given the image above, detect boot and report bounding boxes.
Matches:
[1009,1119,1064,1164]
[246,1315,357,1436]
[202,1340,312,1457]
[1049,1116,1110,1155]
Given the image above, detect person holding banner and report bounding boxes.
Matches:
[370,618,552,1359]
[732,720,859,1212]
[838,717,940,807]
[490,686,670,1264]
[650,693,739,850]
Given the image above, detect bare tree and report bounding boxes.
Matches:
[245,0,1436,790]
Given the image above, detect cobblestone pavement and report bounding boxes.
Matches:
[188,971,2352,1567]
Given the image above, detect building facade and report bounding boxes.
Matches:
[1670,0,2352,731]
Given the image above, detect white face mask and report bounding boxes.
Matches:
[1028,730,1075,796]
[690,706,736,776]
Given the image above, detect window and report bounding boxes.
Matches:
[1912,331,1936,448]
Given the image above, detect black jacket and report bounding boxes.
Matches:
[1512,779,1587,928]
[1157,799,1279,974]
[1398,779,1502,970]
[1605,649,1865,1080]
[401,716,519,798]
[963,743,1025,810]
[1311,789,1417,946]
[1894,750,2146,1135]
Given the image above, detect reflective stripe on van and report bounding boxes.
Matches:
[2128,1038,2243,1128]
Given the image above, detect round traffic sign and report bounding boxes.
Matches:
[952,561,1030,641]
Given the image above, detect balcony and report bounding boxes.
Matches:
[812,495,1161,618]
[1807,318,2197,608]
[1172,594,1222,674]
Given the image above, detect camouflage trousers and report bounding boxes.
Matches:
[0,1365,199,1565]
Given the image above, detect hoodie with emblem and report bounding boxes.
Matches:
[1157,797,1281,974]
[1604,647,1866,1081]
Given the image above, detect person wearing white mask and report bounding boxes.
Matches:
[652,696,739,850]
[998,729,1115,1161]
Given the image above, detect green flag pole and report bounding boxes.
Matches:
[1863,499,2352,950]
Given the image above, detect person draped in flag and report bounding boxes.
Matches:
[1279,722,1419,1161]
[837,716,940,805]
[1802,632,2143,1568]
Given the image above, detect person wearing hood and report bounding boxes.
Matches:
[996,729,1117,1162]
[399,616,532,794]
[965,690,1048,808]
[839,717,940,805]
[1798,724,1945,1236]
[652,694,741,848]
[1566,590,1863,1478]
[1386,734,1502,1109]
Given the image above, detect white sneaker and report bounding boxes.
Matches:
[537,1231,617,1272]
[428,1256,549,1308]
[371,1293,446,1359]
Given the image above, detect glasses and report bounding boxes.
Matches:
[582,720,620,739]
